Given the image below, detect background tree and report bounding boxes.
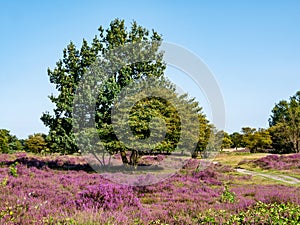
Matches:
[268,125,293,154]
[24,133,49,154]
[196,125,225,158]
[269,91,300,153]
[0,129,23,153]
[253,128,272,152]
[0,129,10,153]
[229,132,243,149]
[241,127,256,150]
[193,115,211,158]
[220,131,233,150]
[241,127,272,153]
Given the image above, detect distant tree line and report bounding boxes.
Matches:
[1,91,299,155]
[0,131,49,154]
[0,129,23,153]
[0,91,300,156]
[219,91,300,154]
[219,128,272,153]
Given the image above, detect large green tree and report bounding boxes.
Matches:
[41,19,210,165]
[42,19,210,165]
[41,19,164,154]
[269,91,300,153]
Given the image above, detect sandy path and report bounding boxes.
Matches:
[236,168,300,185]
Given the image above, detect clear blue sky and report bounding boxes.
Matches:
[1,0,299,139]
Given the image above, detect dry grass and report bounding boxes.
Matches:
[213,152,269,167]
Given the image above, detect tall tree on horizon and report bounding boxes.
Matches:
[269,91,300,153]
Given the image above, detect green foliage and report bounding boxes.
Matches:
[269,91,300,153]
[0,176,8,186]
[230,132,243,149]
[197,202,300,224]
[128,96,180,152]
[268,124,293,154]
[42,19,210,161]
[9,162,18,177]
[241,127,272,153]
[112,83,208,163]
[41,19,164,154]
[0,129,23,153]
[0,129,10,153]
[0,202,29,222]
[220,185,236,203]
[149,219,169,225]
[220,131,233,150]
[24,133,49,154]
[192,115,211,158]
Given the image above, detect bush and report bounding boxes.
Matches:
[0,129,23,153]
[253,153,300,170]
[197,201,300,224]
[75,184,141,210]
[24,133,49,154]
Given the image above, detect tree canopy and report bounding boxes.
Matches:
[269,91,300,153]
[41,19,211,164]
[24,133,49,154]
[0,129,23,153]
[41,19,164,155]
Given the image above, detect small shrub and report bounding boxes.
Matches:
[0,176,8,186]
[24,133,49,154]
[9,162,18,177]
[221,185,236,203]
[75,184,140,210]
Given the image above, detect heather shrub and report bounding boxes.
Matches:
[138,154,165,166]
[75,184,141,210]
[193,168,222,185]
[251,153,300,170]
[0,153,299,224]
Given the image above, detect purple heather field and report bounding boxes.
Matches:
[0,153,300,224]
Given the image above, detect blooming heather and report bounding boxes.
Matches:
[0,153,299,224]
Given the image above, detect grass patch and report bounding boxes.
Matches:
[214,153,269,167]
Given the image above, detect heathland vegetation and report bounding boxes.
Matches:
[1,19,300,224]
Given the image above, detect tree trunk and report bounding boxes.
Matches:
[130,150,139,166]
[191,151,198,158]
[120,150,129,164]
